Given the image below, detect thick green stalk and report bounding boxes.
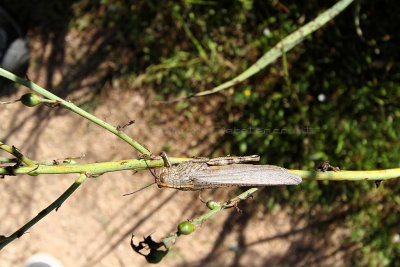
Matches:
[0,157,191,176]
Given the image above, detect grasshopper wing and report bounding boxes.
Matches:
[188,164,301,189]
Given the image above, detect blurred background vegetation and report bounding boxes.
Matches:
[2,0,400,265]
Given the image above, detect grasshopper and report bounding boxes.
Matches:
[155,153,302,190]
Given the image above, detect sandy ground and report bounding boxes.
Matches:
[0,33,346,267]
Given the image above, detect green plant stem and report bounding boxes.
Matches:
[0,142,35,166]
[0,173,87,250]
[282,49,291,87]
[0,68,150,155]
[0,157,191,176]
[39,99,59,104]
[174,12,208,62]
[291,169,400,181]
[0,157,77,166]
[0,157,16,163]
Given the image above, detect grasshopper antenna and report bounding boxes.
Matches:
[123,182,156,196]
[123,158,161,196]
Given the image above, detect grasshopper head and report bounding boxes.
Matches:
[156,167,169,188]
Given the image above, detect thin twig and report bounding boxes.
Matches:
[162,187,258,245]
[0,142,35,166]
[0,68,151,155]
[0,173,88,250]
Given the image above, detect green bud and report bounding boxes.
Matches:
[20,93,41,107]
[177,221,194,235]
[206,200,221,210]
[146,249,168,264]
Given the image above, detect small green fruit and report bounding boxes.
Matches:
[206,200,221,210]
[146,249,167,264]
[20,93,41,107]
[177,221,194,235]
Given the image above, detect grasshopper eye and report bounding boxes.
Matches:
[158,169,167,183]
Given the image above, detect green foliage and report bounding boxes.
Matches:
[212,1,400,264]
